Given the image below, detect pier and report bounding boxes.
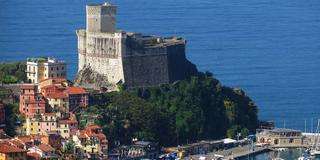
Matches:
[188,145,271,159]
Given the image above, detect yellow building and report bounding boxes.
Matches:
[23,113,58,135]
[58,119,78,139]
[75,125,108,156]
[24,118,40,135]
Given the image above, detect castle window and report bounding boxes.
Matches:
[57,67,59,70]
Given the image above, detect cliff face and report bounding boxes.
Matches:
[74,66,117,91]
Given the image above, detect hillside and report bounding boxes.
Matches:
[80,71,258,147]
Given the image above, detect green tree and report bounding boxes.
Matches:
[82,71,259,148]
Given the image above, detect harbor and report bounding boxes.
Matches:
[166,124,320,160]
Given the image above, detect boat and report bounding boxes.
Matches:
[276,148,288,152]
[298,148,311,160]
[310,119,320,156]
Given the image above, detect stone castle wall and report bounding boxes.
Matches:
[78,31,125,85]
[75,3,197,90]
[122,54,170,88]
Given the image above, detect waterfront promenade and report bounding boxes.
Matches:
[188,145,271,159]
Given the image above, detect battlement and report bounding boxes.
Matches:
[126,33,185,48]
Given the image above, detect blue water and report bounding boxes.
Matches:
[1,0,320,131]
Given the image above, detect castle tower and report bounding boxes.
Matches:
[86,2,117,33]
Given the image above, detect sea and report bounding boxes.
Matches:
[0,0,320,135]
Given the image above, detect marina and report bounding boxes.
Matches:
[172,126,320,160]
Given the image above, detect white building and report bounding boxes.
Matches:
[26,57,67,84]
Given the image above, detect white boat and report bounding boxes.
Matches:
[310,149,320,156]
[298,156,311,160]
[310,119,320,156]
[276,148,288,152]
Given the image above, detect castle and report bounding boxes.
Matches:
[75,2,197,90]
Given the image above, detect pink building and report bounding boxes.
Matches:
[39,113,57,134]
[19,84,46,118]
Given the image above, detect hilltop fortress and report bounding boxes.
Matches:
[75,2,197,90]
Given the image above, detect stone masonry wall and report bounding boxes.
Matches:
[122,54,170,88]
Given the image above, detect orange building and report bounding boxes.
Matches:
[0,143,27,160]
[41,84,69,112]
[40,80,88,112]
[19,84,46,118]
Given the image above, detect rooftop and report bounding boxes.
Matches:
[38,143,54,152]
[87,2,114,7]
[0,143,26,153]
[66,86,87,95]
[126,33,185,48]
[27,57,64,64]
[261,128,302,133]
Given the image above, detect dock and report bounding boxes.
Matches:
[188,145,271,160]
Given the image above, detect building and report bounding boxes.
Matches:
[19,84,46,118]
[111,141,159,159]
[23,113,58,135]
[39,78,70,92]
[58,117,78,139]
[75,2,196,90]
[0,102,5,128]
[256,128,306,148]
[73,125,108,158]
[65,87,88,112]
[41,84,69,113]
[28,143,57,159]
[0,143,27,160]
[26,57,66,84]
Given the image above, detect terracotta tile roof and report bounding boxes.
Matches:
[59,119,78,124]
[43,112,56,116]
[9,139,26,148]
[86,124,102,130]
[27,152,41,159]
[38,143,54,152]
[66,87,87,95]
[20,84,37,89]
[80,125,107,142]
[45,92,68,99]
[41,84,65,90]
[0,144,27,153]
[16,136,32,143]
[17,135,47,144]
[40,78,67,83]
